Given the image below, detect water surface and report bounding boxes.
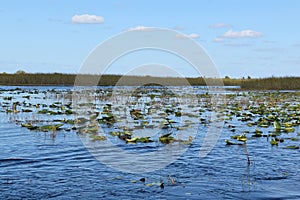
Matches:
[0,86,299,199]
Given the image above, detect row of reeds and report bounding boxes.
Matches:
[0,73,299,90]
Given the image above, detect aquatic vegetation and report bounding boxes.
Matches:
[126,136,153,143]
[252,132,262,137]
[270,138,279,146]
[223,91,300,154]
[273,120,281,130]
[283,127,295,133]
[283,145,299,149]
[0,87,299,162]
[225,139,243,145]
[290,137,299,141]
[159,135,175,144]
[237,134,247,142]
[21,123,38,130]
[90,135,107,141]
[39,124,63,132]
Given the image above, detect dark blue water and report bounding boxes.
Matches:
[0,87,300,199]
[1,118,300,199]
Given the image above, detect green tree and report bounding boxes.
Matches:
[16,70,26,74]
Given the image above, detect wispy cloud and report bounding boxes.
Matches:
[223,43,251,47]
[71,14,104,24]
[176,33,200,39]
[214,29,263,43]
[253,47,283,52]
[213,37,224,43]
[221,29,263,39]
[126,26,153,31]
[210,23,232,28]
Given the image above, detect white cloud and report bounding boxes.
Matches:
[221,29,263,38]
[213,37,224,42]
[126,26,152,31]
[210,23,232,28]
[187,33,200,38]
[176,33,200,39]
[71,14,104,24]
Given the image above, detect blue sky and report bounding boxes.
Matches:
[0,0,299,78]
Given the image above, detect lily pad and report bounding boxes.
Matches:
[21,123,38,130]
[273,120,281,130]
[225,139,243,145]
[90,135,107,141]
[283,127,295,133]
[270,138,278,146]
[283,145,299,149]
[39,124,63,132]
[159,135,175,144]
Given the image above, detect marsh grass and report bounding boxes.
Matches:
[0,73,299,90]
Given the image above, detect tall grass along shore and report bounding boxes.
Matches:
[0,72,299,90]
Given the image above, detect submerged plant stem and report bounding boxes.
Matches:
[243,143,251,166]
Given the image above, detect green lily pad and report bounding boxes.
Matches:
[283,145,299,149]
[270,138,278,146]
[21,123,38,130]
[137,137,153,143]
[39,124,63,132]
[273,120,281,130]
[225,139,243,145]
[230,135,239,139]
[255,128,263,134]
[225,139,235,145]
[159,135,175,144]
[283,122,293,128]
[237,135,247,142]
[283,127,295,133]
[90,135,107,141]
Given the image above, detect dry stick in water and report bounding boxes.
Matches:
[243,143,251,165]
[169,175,175,185]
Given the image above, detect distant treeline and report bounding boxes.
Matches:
[0,72,299,90]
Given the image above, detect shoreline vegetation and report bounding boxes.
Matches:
[0,72,299,90]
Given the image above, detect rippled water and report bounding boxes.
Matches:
[1,86,300,199]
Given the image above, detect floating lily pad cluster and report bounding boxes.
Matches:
[1,87,205,145]
[1,87,299,150]
[223,92,300,150]
[0,87,75,133]
[73,87,201,144]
